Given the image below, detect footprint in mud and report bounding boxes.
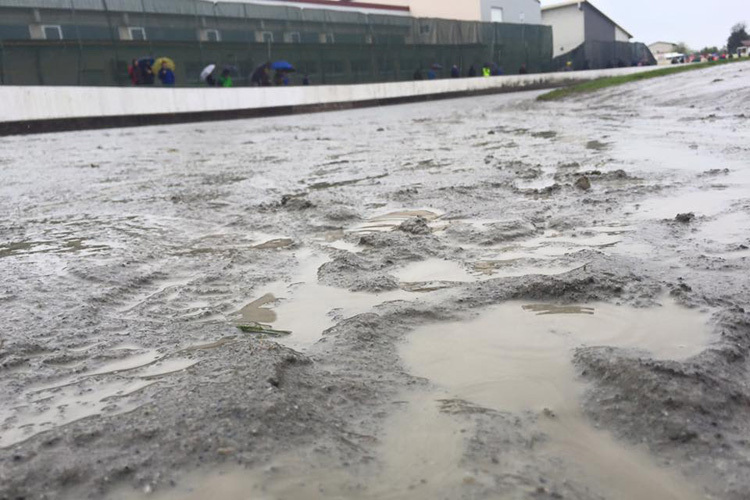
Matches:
[522,304,595,315]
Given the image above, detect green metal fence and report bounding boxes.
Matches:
[0,0,554,86]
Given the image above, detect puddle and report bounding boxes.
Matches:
[349,209,442,234]
[0,238,110,259]
[397,259,476,283]
[127,298,709,500]
[398,258,579,283]
[695,211,750,245]
[234,250,414,349]
[396,298,710,499]
[630,187,748,220]
[0,378,155,449]
[405,299,710,413]
[1,347,200,449]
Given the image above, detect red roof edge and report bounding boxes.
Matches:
[270,0,410,13]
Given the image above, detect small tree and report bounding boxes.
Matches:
[727,22,749,54]
[674,42,690,54]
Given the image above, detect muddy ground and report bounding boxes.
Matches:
[1,62,749,500]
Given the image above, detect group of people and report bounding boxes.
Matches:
[128,59,175,86]
[414,62,530,81]
[248,62,309,87]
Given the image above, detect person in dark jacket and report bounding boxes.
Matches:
[450,65,460,78]
[251,63,271,87]
[468,65,477,77]
[158,62,175,86]
[128,59,141,85]
[140,60,155,85]
[519,63,528,74]
[413,68,423,80]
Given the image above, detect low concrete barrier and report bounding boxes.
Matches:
[0,66,659,135]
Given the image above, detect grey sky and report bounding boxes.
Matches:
[540,0,748,49]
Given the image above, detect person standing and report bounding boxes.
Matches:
[468,65,477,77]
[519,63,528,74]
[128,59,141,85]
[450,65,460,78]
[158,62,175,86]
[218,69,233,87]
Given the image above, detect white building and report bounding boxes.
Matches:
[541,0,632,58]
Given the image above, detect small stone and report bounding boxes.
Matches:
[574,176,591,191]
[675,212,695,223]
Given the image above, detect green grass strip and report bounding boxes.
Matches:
[538,59,748,101]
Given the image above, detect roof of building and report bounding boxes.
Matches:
[541,0,633,39]
[648,41,677,47]
[742,40,750,47]
[209,0,410,13]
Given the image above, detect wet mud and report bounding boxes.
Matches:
[1,62,750,499]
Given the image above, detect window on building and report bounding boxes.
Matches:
[129,27,146,41]
[322,33,334,44]
[261,31,274,43]
[491,8,504,23]
[42,25,63,40]
[285,32,301,43]
[205,29,220,42]
[419,24,431,35]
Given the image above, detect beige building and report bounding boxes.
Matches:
[224,0,542,24]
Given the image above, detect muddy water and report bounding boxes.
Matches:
[233,250,414,349]
[400,299,710,499]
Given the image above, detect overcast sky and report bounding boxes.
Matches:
[539,0,748,49]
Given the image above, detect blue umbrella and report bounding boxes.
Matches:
[271,60,295,72]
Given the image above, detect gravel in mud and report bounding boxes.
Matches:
[1,62,750,500]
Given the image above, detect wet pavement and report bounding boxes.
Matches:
[1,62,750,499]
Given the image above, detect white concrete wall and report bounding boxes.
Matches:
[542,5,585,58]
[0,66,662,124]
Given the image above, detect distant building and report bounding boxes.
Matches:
[241,0,543,24]
[648,41,682,64]
[649,41,678,59]
[540,0,650,69]
[541,0,632,58]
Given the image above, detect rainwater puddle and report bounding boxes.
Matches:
[1,348,198,449]
[630,186,748,220]
[0,378,155,449]
[404,299,710,413]
[396,298,710,499]
[234,250,413,350]
[397,258,580,284]
[695,211,750,245]
[129,298,710,500]
[349,209,442,234]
